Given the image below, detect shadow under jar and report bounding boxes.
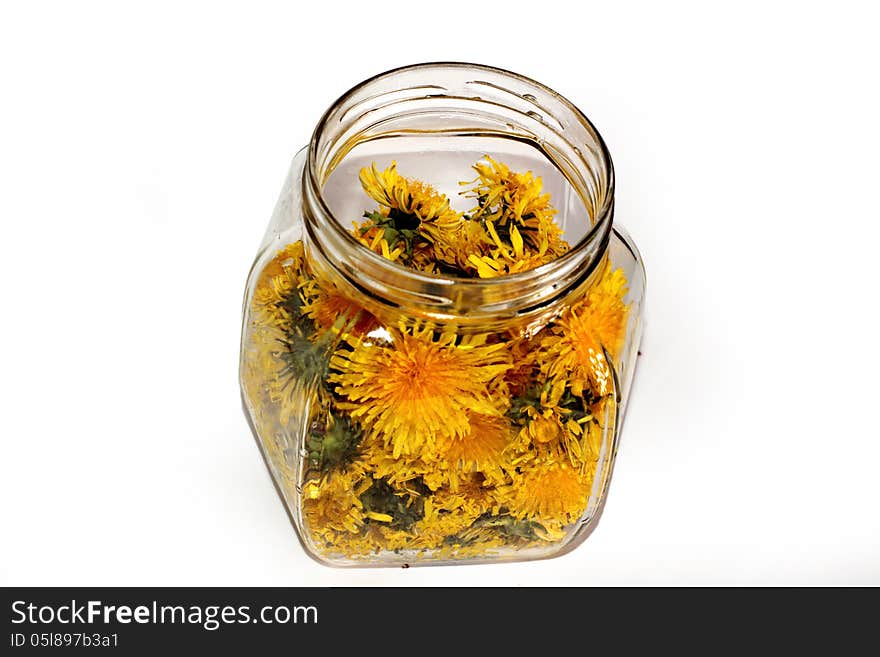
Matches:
[240,63,645,567]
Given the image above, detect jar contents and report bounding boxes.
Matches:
[242,158,630,561]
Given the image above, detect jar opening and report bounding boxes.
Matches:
[302,62,614,324]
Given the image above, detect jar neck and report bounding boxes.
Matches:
[301,63,614,329]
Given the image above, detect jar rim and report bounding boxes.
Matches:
[302,62,615,323]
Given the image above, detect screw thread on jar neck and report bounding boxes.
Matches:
[301,62,614,329]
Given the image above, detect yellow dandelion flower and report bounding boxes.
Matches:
[466,249,556,279]
[539,310,613,398]
[253,242,305,296]
[319,522,415,558]
[362,525,415,553]
[578,262,630,356]
[464,156,553,225]
[529,264,630,401]
[537,263,628,398]
[302,472,369,543]
[357,162,462,254]
[502,460,591,523]
[581,417,605,462]
[462,156,568,257]
[432,476,499,516]
[389,413,516,491]
[359,162,455,225]
[507,375,598,470]
[407,243,445,274]
[355,434,492,494]
[328,325,511,458]
[352,223,406,263]
[251,242,308,332]
[352,438,432,490]
[437,412,511,472]
[519,407,601,470]
[500,336,539,396]
[523,413,562,444]
[409,492,487,549]
[431,218,489,272]
[299,279,380,338]
[246,245,324,421]
[456,156,571,277]
[411,511,477,549]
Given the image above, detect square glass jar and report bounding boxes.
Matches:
[240,63,645,566]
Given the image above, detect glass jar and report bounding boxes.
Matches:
[240,63,645,566]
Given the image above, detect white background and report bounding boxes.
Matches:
[1,1,878,586]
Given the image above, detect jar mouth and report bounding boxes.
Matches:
[302,62,615,322]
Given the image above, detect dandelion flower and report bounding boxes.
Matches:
[251,242,308,333]
[502,460,591,522]
[357,163,462,260]
[539,310,614,398]
[329,325,511,458]
[432,476,498,516]
[359,163,457,225]
[523,413,562,444]
[351,439,432,490]
[432,218,489,272]
[410,492,488,548]
[299,277,379,337]
[465,156,554,227]
[412,412,515,489]
[253,242,305,295]
[578,262,630,356]
[461,156,568,266]
[466,248,555,279]
[438,412,511,471]
[302,472,369,543]
[353,223,407,263]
